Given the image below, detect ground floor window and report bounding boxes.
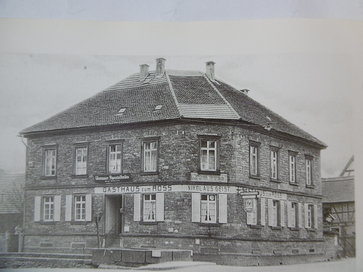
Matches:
[287,201,299,228]
[200,194,217,223]
[143,194,156,222]
[43,196,54,221]
[74,195,86,221]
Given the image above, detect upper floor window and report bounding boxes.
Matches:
[305,157,313,186]
[143,140,158,173]
[270,149,278,180]
[201,194,217,223]
[143,194,156,222]
[108,144,122,174]
[200,139,218,172]
[75,147,87,175]
[289,152,297,184]
[74,195,86,221]
[249,142,260,177]
[44,148,56,176]
[43,196,54,221]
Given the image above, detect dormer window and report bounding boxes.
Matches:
[154,105,163,110]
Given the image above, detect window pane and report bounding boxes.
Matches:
[209,150,216,170]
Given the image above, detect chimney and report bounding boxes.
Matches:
[155,58,166,76]
[139,64,149,81]
[206,61,215,81]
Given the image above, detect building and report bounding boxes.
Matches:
[322,156,355,257]
[0,171,25,251]
[20,58,330,264]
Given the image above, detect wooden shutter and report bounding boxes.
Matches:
[298,203,303,228]
[313,204,318,229]
[34,196,41,222]
[192,193,201,222]
[85,194,92,221]
[65,195,72,221]
[280,200,285,227]
[287,201,292,227]
[260,198,266,226]
[133,194,141,221]
[268,198,274,226]
[54,195,61,221]
[218,194,228,223]
[156,193,165,222]
[304,203,309,228]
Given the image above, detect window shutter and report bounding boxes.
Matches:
[218,194,228,223]
[268,198,274,226]
[313,204,318,229]
[287,201,292,228]
[65,195,72,221]
[304,203,309,228]
[34,196,41,222]
[192,193,201,222]
[156,193,164,222]
[298,203,303,228]
[280,200,285,227]
[85,194,92,221]
[133,194,141,221]
[54,195,61,221]
[260,198,266,226]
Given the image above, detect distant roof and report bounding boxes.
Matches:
[20,69,326,148]
[322,176,354,203]
[0,173,25,214]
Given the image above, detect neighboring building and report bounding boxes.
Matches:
[322,156,355,257]
[0,171,25,251]
[20,59,328,262]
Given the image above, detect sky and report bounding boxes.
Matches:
[0,2,362,179]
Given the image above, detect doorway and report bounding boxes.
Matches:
[105,195,124,235]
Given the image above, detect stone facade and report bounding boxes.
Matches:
[23,121,324,258]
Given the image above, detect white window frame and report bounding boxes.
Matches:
[75,147,87,175]
[291,202,298,228]
[43,196,54,222]
[305,158,313,186]
[143,194,156,222]
[307,204,314,228]
[270,149,278,180]
[143,140,158,172]
[271,200,280,227]
[44,148,56,176]
[108,144,122,174]
[200,139,217,171]
[200,194,217,223]
[289,153,297,184]
[249,144,259,176]
[74,195,86,221]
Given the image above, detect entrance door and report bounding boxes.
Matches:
[105,195,123,235]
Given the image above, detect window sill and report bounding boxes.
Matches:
[197,223,220,227]
[40,176,57,180]
[306,185,315,189]
[38,221,56,225]
[248,224,263,229]
[198,170,221,175]
[249,175,261,180]
[139,221,159,225]
[289,227,300,231]
[140,172,159,176]
[289,182,299,186]
[270,226,282,230]
[71,174,88,179]
[306,228,317,232]
[270,179,281,183]
[70,221,89,225]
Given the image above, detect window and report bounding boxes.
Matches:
[201,194,217,223]
[268,199,281,227]
[270,149,278,180]
[305,157,313,186]
[289,153,297,184]
[75,147,87,175]
[249,143,259,177]
[143,194,156,222]
[43,196,54,221]
[307,204,314,228]
[143,140,158,172]
[44,148,56,176]
[74,195,86,221]
[288,202,298,228]
[200,139,217,171]
[108,144,122,173]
